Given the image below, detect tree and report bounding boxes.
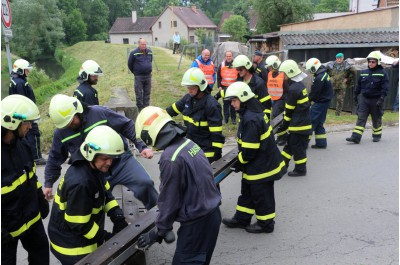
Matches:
[10,0,65,60]
[221,15,248,42]
[105,0,133,26]
[143,0,180,17]
[63,9,87,45]
[314,0,349,12]
[253,0,314,33]
[78,0,109,40]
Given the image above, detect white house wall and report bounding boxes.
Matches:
[152,8,188,46]
[110,33,153,45]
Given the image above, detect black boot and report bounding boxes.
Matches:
[245,221,274,234]
[346,136,360,144]
[288,170,306,177]
[311,145,326,149]
[372,137,381,142]
[222,217,247,229]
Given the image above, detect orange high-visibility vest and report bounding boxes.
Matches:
[267,71,284,100]
[196,59,215,85]
[220,61,238,87]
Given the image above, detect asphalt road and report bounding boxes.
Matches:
[18,126,399,265]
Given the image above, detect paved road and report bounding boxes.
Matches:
[18,127,398,265]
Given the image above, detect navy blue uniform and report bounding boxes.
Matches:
[9,74,43,160]
[44,105,158,209]
[279,80,312,174]
[350,66,389,142]
[2,137,49,265]
[157,137,221,265]
[166,93,225,163]
[255,60,268,82]
[309,66,334,147]
[232,106,286,229]
[48,152,123,265]
[73,81,99,105]
[128,47,153,111]
[238,74,272,119]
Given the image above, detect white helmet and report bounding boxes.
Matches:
[279,60,302,79]
[224,81,255,103]
[13,59,33,75]
[305,58,322,73]
[265,55,281,70]
[1,95,40,130]
[181,68,208,91]
[233,55,253,70]
[366,51,381,65]
[78,60,103,81]
[49,94,83,128]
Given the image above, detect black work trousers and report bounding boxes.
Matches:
[173,207,221,265]
[134,75,152,111]
[282,133,309,173]
[234,180,275,227]
[2,221,49,265]
[351,95,383,142]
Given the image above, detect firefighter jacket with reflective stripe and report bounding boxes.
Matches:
[236,108,286,184]
[166,93,225,160]
[218,61,238,87]
[355,66,389,99]
[128,47,153,76]
[48,152,121,256]
[256,60,268,81]
[9,74,36,103]
[156,137,221,234]
[44,105,148,187]
[238,74,272,118]
[2,138,42,238]
[73,81,99,105]
[309,66,334,103]
[267,71,285,101]
[195,59,215,85]
[281,81,312,135]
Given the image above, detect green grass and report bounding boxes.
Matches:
[2,41,398,152]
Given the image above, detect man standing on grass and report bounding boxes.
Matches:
[128,38,153,112]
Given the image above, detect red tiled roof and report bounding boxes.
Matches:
[170,6,217,29]
[109,17,157,34]
[218,12,233,31]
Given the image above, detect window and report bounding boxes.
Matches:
[159,21,162,29]
[123,38,129,44]
[190,36,195,43]
[171,21,177,28]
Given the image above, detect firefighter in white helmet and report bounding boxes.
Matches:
[277,60,312,177]
[346,51,389,144]
[74,59,103,105]
[1,95,50,265]
[9,58,46,165]
[136,106,221,265]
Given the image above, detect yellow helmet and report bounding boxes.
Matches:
[80,125,124,161]
[265,55,281,70]
[232,55,252,70]
[305,58,321,73]
[13,59,33,75]
[1,95,40,130]
[181,68,208,91]
[49,94,83,129]
[135,106,173,147]
[367,51,381,65]
[78,60,103,81]
[224,81,255,102]
[279,60,302,78]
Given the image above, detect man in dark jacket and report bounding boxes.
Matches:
[306,58,334,149]
[233,55,272,119]
[74,60,103,105]
[44,94,158,210]
[166,68,225,164]
[221,82,286,234]
[346,51,389,144]
[1,95,49,265]
[9,59,46,165]
[277,60,312,177]
[253,50,268,82]
[48,125,128,265]
[136,106,221,265]
[128,38,153,111]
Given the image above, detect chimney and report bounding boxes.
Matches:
[132,10,137,24]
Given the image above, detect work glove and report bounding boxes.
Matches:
[376,96,385,107]
[230,160,244,173]
[354,95,359,106]
[110,208,129,234]
[137,229,163,248]
[277,120,289,134]
[2,229,15,246]
[97,230,113,246]
[38,189,49,219]
[214,91,221,100]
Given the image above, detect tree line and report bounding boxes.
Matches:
[6,0,348,61]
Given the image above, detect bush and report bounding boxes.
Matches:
[28,66,52,88]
